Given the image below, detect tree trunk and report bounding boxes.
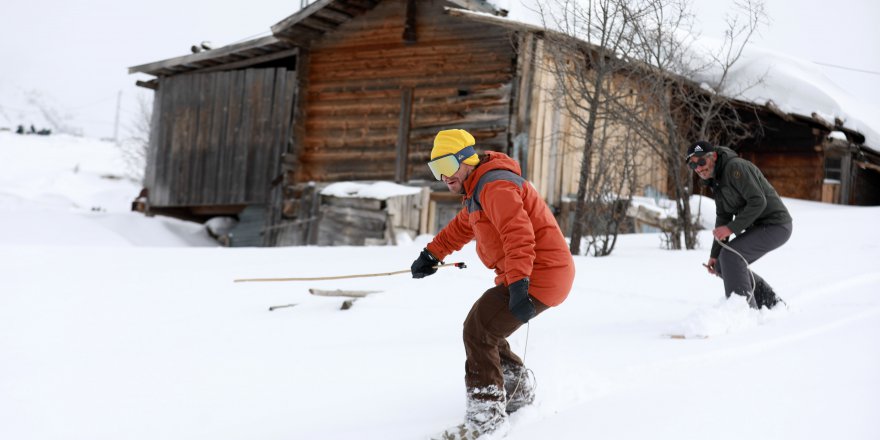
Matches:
[569,93,602,256]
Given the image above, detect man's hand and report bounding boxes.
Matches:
[411,248,441,279]
[508,278,537,323]
[712,226,733,242]
[703,258,717,275]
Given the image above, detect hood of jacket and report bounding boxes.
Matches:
[462,151,523,196]
[706,145,739,184]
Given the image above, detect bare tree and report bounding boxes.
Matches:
[117,92,153,183]
[537,0,649,256]
[25,91,83,136]
[579,117,641,256]
[617,0,767,249]
[688,0,767,143]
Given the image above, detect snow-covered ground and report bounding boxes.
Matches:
[1,133,878,439]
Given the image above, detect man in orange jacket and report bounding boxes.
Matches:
[412,129,575,438]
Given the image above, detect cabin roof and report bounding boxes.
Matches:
[129,0,503,77]
[128,36,296,77]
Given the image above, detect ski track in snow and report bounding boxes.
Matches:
[508,269,880,437]
[792,271,880,305]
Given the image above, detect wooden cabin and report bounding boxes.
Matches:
[129,0,880,246]
[733,104,880,205]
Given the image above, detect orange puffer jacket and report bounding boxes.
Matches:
[426,152,575,307]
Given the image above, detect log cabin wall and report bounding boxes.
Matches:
[737,116,825,201]
[743,151,823,200]
[292,0,516,184]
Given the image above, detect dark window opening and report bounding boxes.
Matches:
[824,156,842,181]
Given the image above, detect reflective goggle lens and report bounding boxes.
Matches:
[427,154,461,180]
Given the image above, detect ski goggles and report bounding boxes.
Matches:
[427,146,476,180]
[687,157,708,170]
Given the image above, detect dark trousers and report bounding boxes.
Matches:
[715,222,792,299]
[462,284,549,400]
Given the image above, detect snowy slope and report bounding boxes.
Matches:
[0,134,878,440]
[0,133,216,246]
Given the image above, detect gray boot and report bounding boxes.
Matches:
[433,386,509,440]
[502,361,535,414]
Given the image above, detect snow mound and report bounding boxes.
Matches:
[670,296,790,338]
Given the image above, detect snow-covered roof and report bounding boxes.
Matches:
[454,5,880,152]
[686,37,880,151]
[321,181,422,200]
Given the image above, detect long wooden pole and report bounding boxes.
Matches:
[233,262,467,283]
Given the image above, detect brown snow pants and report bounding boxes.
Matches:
[462,283,550,400]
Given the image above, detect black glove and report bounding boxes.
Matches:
[508,278,536,323]
[411,248,441,279]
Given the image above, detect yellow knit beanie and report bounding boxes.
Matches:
[431,129,480,166]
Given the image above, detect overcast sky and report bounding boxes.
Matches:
[1,0,877,140]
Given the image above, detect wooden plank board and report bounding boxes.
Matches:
[204,71,230,204]
[233,70,250,202]
[190,73,213,206]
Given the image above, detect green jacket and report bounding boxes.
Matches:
[705,146,792,258]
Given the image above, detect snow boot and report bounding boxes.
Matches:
[753,277,784,310]
[502,361,535,414]
[433,386,509,439]
[465,386,509,437]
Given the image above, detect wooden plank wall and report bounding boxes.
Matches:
[147,67,295,207]
[294,0,516,183]
[521,36,666,207]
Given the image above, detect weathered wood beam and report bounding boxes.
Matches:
[271,0,337,35]
[128,35,285,75]
[856,160,880,173]
[309,288,382,298]
[135,79,158,90]
[196,48,299,74]
[300,15,341,33]
[315,6,355,22]
[764,100,794,122]
[811,112,835,131]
